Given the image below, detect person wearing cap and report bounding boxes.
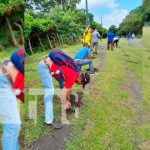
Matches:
[43,56,90,110]
[0,49,24,150]
[74,43,95,74]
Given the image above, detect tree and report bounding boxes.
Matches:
[143,0,150,23]
[109,25,118,34]
[117,6,145,36]
[0,0,24,50]
[25,0,81,12]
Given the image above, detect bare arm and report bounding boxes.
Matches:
[87,54,92,59]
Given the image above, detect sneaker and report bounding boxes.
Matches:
[46,121,62,129]
[90,72,95,75]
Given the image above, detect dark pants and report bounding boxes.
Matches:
[113,39,119,47]
[91,42,98,54]
[107,42,113,50]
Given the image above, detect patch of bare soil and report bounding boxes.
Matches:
[123,68,142,150]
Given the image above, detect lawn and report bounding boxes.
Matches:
[64,30,149,150]
[0,28,149,149]
[138,27,150,149]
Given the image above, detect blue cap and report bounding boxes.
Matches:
[10,49,25,74]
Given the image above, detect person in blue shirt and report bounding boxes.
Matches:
[107,30,115,50]
[74,43,94,74]
[127,32,132,46]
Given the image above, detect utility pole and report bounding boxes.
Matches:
[100,16,103,26]
[85,0,88,26]
[99,16,103,39]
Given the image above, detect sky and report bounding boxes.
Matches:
[77,0,143,29]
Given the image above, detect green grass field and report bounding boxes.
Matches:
[64,29,149,150]
[24,28,150,149]
[139,28,150,149]
[0,28,149,149]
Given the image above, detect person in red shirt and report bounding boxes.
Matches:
[0,49,24,150]
[44,56,90,109]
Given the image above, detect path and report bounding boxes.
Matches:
[124,68,142,150]
[28,125,72,150]
[124,39,143,149]
[27,45,107,150]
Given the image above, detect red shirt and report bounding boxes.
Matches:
[13,72,24,102]
[50,63,78,89]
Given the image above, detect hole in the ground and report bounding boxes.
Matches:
[66,92,84,114]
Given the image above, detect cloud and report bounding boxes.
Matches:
[77,0,129,29]
[94,9,129,29]
[77,0,119,10]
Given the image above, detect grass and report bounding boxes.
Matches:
[0,28,149,149]
[138,27,150,149]
[24,42,99,144]
[65,35,149,149]
[64,40,138,150]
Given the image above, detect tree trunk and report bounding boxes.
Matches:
[51,36,56,48]
[14,22,24,46]
[57,34,61,45]
[46,33,52,49]
[0,43,5,51]
[6,17,19,47]
[60,35,64,44]
[35,32,45,51]
[28,38,33,54]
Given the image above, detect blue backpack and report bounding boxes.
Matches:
[49,50,79,72]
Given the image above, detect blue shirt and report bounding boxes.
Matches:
[108,32,114,42]
[74,47,90,60]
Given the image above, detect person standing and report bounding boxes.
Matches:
[127,32,132,46]
[91,28,101,54]
[38,57,62,129]
[82,26,93,47]
[107,30,114,50]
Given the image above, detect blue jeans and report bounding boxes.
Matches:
[75,59,94,73]
[38,62,54,123]
[0,74,21,150]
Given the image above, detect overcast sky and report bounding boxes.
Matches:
[77,0,142,29]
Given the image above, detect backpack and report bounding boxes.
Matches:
[49,50,79,72]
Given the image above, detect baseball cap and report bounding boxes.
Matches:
[81,73,90,89]
[10,48,25,74]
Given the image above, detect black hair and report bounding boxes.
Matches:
[83,43,89,47]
